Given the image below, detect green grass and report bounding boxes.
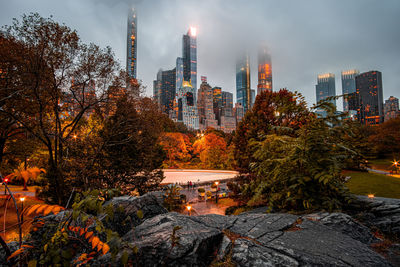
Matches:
[346,171,400,198]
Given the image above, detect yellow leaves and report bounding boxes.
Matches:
[26,204,65,216]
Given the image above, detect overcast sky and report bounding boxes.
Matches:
[1,0,399,110]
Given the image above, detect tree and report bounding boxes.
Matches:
[6,163,45,190]
[0,13,122,203]
[242,102,358,212]
[193,133,229,169]
[97,96,165,195]
[159,132,192,168]
[368,117,400,157]
[233,89,312,173]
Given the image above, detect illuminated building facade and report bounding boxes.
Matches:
[316,73,336,109]
[384,96,399,121]
[341,69,359,112]
[198,81,218,130]
[236,52,251,113]
[257,45,272,94]
[182,27,197,90]
[175,81,199,130]
[126,8,137,79]
[355,71,384,125]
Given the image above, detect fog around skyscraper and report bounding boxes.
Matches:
[2,0,399,110]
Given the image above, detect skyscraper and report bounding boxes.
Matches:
[212,87,222,123]
[182,27,197,90]
[197,81,218,130]
[316,73,336,108]
[160,68,176,114]
[153,69,162,106]
[175,81,199,130]
[257,45,272,94]
[355,71,384,125]
[126,8,137,79]
[236,52,251,113]
[341,70,359,112]
[384,96,399,121]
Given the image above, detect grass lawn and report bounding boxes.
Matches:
[345,170,400,198]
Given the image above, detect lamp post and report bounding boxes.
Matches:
[20,197,26,225]
[186,204,192,216]
[215,181,219,204]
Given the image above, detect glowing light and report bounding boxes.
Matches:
[190,27,197,37]
[20,197,26,202]
[367,194,375,198]
[186,205,192,211]
[215,181,219,186]
[73,135,77,139]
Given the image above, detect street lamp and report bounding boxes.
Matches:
[215,181,219,204]
[20,197,26,225]
[186,204,192,216]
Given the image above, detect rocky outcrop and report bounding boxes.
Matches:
[3,193,398,267]
[346,196,400,238]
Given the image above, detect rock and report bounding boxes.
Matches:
[304,212,379,244]
[124,212,223,266]
[102,191,168,236]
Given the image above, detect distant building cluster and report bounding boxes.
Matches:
[151,25,273,132]
[315,69,398,125]
[128,9,398,130]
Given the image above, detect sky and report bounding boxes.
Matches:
[1,0,399,110]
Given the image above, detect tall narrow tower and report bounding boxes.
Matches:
[182,27,197,90]
[257,45,272,94]
[236,52,251,113]
[126,8,137,79]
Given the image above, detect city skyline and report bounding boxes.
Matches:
[2,0,400,110]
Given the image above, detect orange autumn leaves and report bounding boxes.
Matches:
[159,132,233,169]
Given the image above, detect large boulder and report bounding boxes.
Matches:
[102,191,168,236]
[110,211,391,266]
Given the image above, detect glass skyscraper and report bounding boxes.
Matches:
[355,71,384,125]
[257,45,272,95]
[341,69,359,112]
[182,27,197,90]
[126,8,137,79]
[316,73,336,108]
[236,52,251,113]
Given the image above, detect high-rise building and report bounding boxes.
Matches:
[234,102,244,124]
[341,69,359,112]
[355,71,384,125]
[175,81,199,130]
[160,68,176,114]
[176,57,184,91]
[153,69,162,106]
[384,96,399,122]
[182,27,197,90]
[236,52,251,113]
[316,73,336,109]
[126,8,137,80]
[198,81,218,130]
[212,87,222,123]
[257,45,272,94]
[222,92,233,109]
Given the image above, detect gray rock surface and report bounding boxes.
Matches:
[3,193,398,266]
[347,196,400,238]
